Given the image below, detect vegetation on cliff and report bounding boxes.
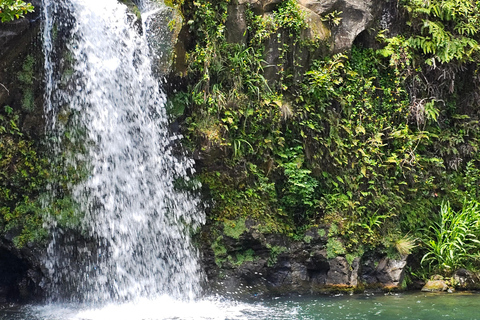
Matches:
[167,0,480,278]
[0,103,84,247]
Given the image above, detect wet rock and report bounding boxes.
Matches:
[421,279,448,292]
[144,2,184,75]
[199,220,410,295]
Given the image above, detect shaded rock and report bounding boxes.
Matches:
[421,280,448,292]
[0,239,45,302]
[375,256,407,287]
[361,254,407,289]
[453,269,480,290]
[326,256,359,286]
[226,3,248,44]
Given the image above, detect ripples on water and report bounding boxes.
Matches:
[2,292,479,320]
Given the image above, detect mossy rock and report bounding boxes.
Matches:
[421,280,448,292]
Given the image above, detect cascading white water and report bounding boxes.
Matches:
[42,0,204,303]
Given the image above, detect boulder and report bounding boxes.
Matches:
[421,279,448,292]
[453,268,480,290]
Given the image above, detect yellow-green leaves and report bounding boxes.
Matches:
[0,0,34,23]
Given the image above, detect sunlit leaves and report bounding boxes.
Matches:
[0,0,34,23]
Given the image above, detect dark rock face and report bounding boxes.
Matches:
[199,222,408,296]
[297,0,379,52]
[0,240,45,302]
[0,1,47,303]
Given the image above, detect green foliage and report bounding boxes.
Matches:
[267,245,287,267]
[211,236,228,267]
[17,55,36,112]
[230,248,255,266]
[421,200,480,274]
[223,218,247,239]
[303,235,313,243]
[0,106,48,245]
[278,145,319,224]
[326,238,346,259]
[0,0,34,22]
[0,106,83,246]
[274,0,307,35]
[402,0,480,64]
[318,228,326,237]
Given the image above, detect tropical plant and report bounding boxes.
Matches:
[421,200,480,273]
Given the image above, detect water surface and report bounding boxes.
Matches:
[2,292,479,320]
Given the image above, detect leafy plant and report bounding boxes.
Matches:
[421,200,480,273]
[0,0,34,22]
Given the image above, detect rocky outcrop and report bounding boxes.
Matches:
[0,1,47,303]
[171,0,399,83]
[297,0,378,52]
[200,221,408,296]
[143,2,184,76]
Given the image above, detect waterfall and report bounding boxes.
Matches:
[41,0,204,303]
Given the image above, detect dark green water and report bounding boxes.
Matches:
[1,292,479,320]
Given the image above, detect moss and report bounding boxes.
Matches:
[303,235,313,244]
[21,88,35,112]
[328,224,339,236]
[318,228,326,237]
[230,249,256,266]
[326,238,345,259]
[223,218,247,239]
[17,55,36,112]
